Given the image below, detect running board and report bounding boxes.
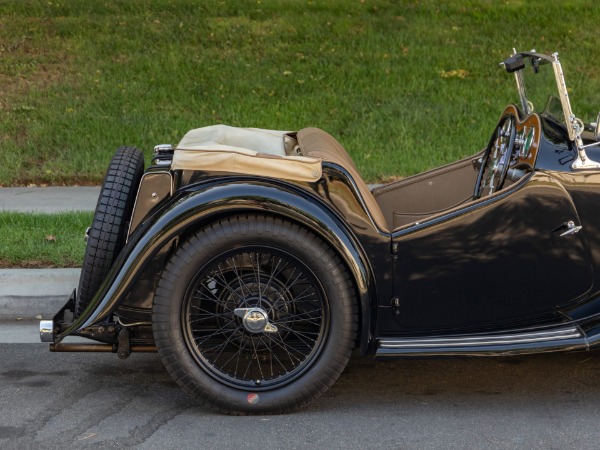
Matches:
[376,326,587,359]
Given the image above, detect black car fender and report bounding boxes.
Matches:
[60,178,376,353]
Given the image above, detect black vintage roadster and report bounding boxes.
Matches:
[41,50,600,414]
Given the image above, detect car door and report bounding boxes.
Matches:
[389,172,593,333]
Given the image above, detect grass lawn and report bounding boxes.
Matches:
[1,0,599,186]
[0,211,92,268]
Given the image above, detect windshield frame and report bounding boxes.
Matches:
[505,50,597,170]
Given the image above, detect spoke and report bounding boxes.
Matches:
[271,274,313,309]
[189,316,235,325]
[277,323,317,348]
[258,334,281,378]
[202,326,243,355]
[263,333,304,364]
[276,308,322,322]
[276,317,322,327]
[282,267,303,291]
[226,256,252,298]
[193,326,238,346]
[232,338,246,379]
[288,285,318,303]
[277,323,319,341]
[271,283,314,309]
[256,253,262,308]
[250,336,265,381]
[190,305,233,317]
[193,289,236,311]
[261,255,287,299]
[221,340,244,376]
[209,266,245,303]
[242,342,254,380]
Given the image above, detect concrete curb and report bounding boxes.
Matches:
[0,269,79,319]
[0,186,99,213]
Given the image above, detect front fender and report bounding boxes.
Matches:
[59,179,376,353]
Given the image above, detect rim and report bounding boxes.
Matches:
[182,246,329,389]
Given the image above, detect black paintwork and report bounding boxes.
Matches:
[51,103,600,359]
[59,176,380,353]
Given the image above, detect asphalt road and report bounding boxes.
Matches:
[3,325,600,449]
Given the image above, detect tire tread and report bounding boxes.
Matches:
[76,146,144,317]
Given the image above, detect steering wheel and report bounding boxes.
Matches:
[474,115,516,199]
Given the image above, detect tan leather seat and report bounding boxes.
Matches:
[297,128,389,232]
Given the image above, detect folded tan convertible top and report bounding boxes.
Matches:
[171,125,322,182]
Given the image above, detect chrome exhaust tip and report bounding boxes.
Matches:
[39,320,54,343]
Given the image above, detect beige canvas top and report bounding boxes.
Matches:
[172,125,322,182]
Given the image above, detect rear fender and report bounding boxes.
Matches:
[59,179,376,353]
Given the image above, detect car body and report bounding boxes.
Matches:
[40,50,600,414]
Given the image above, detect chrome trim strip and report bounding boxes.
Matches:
[379,327,581,349]
[512,48,530,115]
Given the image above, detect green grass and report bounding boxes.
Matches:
[0,211,92,267]
[1,0,599,186]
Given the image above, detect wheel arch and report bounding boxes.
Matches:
[60,179,376,353]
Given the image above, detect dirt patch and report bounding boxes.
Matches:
[0,176,102,188]
[0,17,71,110]
[378,175,404,184]
[0,259,78,269]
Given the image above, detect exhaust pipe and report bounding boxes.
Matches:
[50,343,157,353]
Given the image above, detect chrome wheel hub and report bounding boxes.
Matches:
[234,307,278,334]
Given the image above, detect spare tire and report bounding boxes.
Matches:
[76,146,144,317]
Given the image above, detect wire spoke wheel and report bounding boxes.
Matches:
[183,248,328,388]
[152,215,357,414]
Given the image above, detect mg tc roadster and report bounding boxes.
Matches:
[40,50,600,414]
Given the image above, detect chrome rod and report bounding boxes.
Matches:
[50,343,157,353]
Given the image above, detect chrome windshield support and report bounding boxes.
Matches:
[550,52,600,170]
[513,48,531,115]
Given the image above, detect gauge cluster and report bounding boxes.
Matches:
[507,105,541,168]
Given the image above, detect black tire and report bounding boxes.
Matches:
[152,214,358,414]
[76,146,144,317]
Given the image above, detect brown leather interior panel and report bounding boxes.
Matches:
[373,153,481,229]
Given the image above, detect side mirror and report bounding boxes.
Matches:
[502,54,525,73]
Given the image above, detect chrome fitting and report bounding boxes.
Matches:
[39,320,54,343]
[153,144,174,156]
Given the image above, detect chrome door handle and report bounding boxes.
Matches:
[554,220,582,237]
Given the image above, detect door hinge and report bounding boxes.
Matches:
[391,297,400,315]
[391,242,399,255]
